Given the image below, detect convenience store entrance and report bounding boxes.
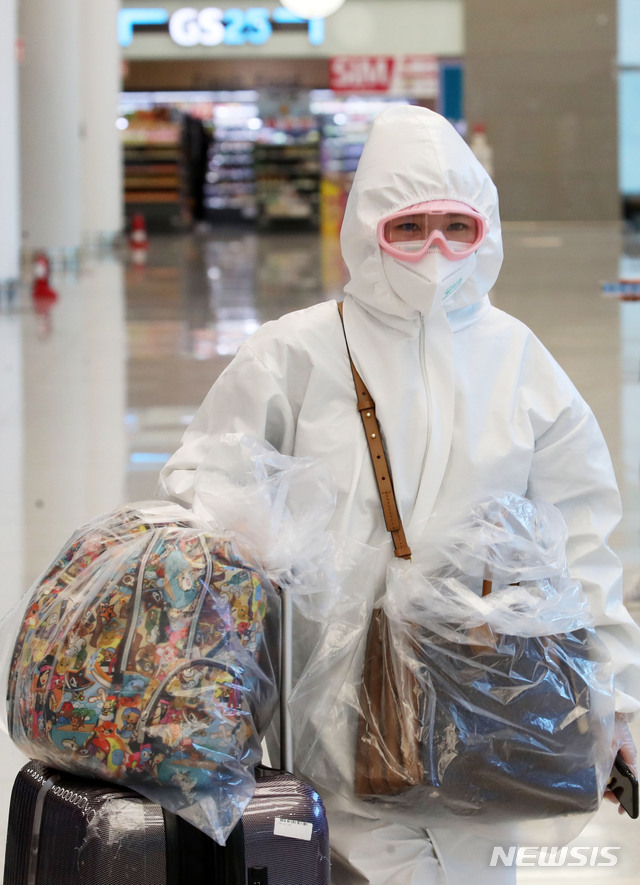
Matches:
[120,89,422,232]
[119,57,446,232]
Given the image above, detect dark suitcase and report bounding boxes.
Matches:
[3,759,330,885]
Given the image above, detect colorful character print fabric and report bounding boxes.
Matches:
[7,504,279,839]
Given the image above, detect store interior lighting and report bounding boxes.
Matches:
[279,0,346,19]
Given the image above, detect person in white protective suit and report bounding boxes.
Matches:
[158,106,640,884]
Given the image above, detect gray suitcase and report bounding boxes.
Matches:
[3,759,329,884]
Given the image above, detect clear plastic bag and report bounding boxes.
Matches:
[2,436,338,844]
[385,565,615,827]
[424,493,569,583]
[385,497,616,840]
[191,433,339,620]
[291,495,617,844]
[3,502,279,843]
[289,542,385,797]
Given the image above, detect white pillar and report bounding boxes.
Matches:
[0,0,20,291]
[22,277,87,579]
[22,260,127,585]
[0,314,23,617]
[80,0,123,250]
[83,258,127,515]
[19,0,82,261]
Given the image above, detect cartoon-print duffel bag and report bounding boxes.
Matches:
[5,501,280,843]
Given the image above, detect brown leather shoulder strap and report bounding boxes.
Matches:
[337,301,412,560]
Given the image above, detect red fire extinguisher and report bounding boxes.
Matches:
[31,252,58,304]
[129,213,149,264]
[31,252,58,338]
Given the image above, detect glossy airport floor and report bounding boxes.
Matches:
[0,221,639,882]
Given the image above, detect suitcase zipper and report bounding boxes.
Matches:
[28,771,60,885]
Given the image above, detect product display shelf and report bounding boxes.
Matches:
[311,101,394,233]
[122,110,190,231]
[254,135,321,229]
[204,129,257,221]
[319,119,369,177]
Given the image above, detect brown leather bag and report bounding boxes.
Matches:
[337,302,423,797]
[355,606,424,796]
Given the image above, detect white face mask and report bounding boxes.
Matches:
[381,247,477,316]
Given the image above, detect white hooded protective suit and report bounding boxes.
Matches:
[158,106,640,884]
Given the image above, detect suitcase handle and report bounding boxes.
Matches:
[280,588,293,773]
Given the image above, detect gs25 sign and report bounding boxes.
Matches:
[118,7,325,48]
[172,7,272,46]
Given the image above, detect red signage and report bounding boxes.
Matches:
[329,56,395,92]
[329,55,439,97]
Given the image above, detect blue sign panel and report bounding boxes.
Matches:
[118,8,170,47]
[118,6,325,47]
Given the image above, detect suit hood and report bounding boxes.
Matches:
[340,105,503,320]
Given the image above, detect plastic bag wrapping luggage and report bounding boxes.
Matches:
[290,495,616,846]
[289,542,390,798]
[425,493,569,584]
[189,434,340,622]
[2,503,278,844]
[383,565,616,838]
[2,436,338,845]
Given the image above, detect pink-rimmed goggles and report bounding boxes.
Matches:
[377,200,489,263]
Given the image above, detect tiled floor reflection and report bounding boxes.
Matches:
[0,222,638,882]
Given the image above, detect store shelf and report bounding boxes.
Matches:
[310,93,408,233]
[124,192,181,204]
[254,139,321,228]
[117,91,413,232]
[121,110,190,231]
[204,104,259,221]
